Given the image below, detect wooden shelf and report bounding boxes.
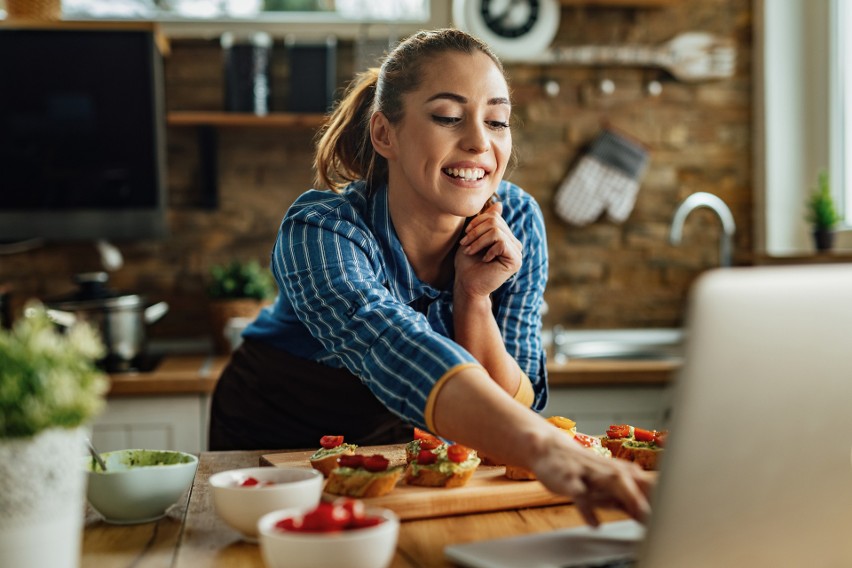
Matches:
[166,111,326,128]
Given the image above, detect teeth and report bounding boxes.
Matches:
[443,167,486,181]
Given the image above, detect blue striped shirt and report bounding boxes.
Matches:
[243,180,549,429]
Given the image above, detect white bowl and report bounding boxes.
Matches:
[258,506,399,568]
[85,449,198,524]
[209,467,324,540]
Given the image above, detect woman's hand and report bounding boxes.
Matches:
[454,200,523,298]
[532,431,655,527]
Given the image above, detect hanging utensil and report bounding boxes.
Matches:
[529,32,737,83]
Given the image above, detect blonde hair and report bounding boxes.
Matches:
[313,28,507,191]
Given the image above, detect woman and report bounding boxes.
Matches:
[210,28,653,525]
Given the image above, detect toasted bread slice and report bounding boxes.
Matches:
[504,464,537,481]
[324,467,402,498]
[404,464,476,487]
[309,446,356,478]
[616,444,662,471]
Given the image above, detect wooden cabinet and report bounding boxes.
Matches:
[90,394,211,455]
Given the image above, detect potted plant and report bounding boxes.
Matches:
[805,171,842,252]
[0,303,107,568]
[207,260,277,353]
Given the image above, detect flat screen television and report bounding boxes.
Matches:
[0,26,168,241]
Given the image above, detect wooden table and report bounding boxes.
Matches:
[81,451,630,568]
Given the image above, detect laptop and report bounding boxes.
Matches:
[446,264,852,568]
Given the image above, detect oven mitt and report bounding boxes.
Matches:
[554,128,649,226]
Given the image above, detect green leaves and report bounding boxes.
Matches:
[207,260,277,300]
[0,303,108,439]
[806,171,842,229]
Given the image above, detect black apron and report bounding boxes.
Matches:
[208,338,413,451]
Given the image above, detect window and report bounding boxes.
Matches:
[836,0,852,222]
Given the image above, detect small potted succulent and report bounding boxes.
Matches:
[0,303,108,568]
[805,171,842,252]
[207,260,277,353]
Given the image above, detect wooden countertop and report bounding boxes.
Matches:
[105,354,677,397]
[81,450,631,568]
[105,355,227,396]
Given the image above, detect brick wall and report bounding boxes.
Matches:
[0,0,752,340]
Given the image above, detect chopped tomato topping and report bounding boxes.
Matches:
[319,435,344,449]
[446,444,471,463]
[573,433,600,448]
[546,416,577,432]
[333,497,365,520]
[633,428,656,442]
[654,431,668,447]
[337,454,364,469]
[240,476,260,487]
[606,424,631,439]
[418,437,442,451]
[414,428,442,450]
[362,454,390,472]
[416,449,438,465]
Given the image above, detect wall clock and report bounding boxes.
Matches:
[452,0,561,62]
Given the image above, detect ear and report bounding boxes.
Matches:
[369,112,396,160]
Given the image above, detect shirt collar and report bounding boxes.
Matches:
[368,183,442,305]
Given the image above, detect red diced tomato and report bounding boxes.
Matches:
[240,476,260,487]
[416,449,438,465]
[418,437,442,451]
[634,428,655,442]
[300,502,350,532]
[573,433,600,448]
[363,454,390,472]
[319,435,344,449]
[446,444,470,463]
[349,516,382,529]
[654,430,668,447]
[333,497,365,520]
[606,424,630,439]
[275,516,302,531]
[338,454,364,468]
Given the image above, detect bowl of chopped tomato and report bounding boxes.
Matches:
[258,499,399,568]
[209,466,323,541]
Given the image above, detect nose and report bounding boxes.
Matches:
[461,121,489,154]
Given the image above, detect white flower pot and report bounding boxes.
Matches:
[0,427,86,568]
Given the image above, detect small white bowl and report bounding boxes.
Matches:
[85,449,198,524]
[209,467,324,541]
[258,506,399,568]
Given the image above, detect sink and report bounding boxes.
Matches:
[547,328,685,363]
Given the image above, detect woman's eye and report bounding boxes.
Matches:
[488,120,510,130]
[432,115,461,125]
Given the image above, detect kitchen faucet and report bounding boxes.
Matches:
[669,192,736,267]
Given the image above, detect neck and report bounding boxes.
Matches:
[387,189,463,288]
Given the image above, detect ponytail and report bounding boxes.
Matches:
[313,68,385,191]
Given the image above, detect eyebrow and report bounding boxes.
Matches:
[425,92,510,106]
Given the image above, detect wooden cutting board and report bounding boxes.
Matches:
[260,444,571,521]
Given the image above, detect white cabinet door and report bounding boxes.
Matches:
[542,386,673,436]
[91,395,211,454]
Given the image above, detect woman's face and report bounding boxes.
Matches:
[380,50,512,219]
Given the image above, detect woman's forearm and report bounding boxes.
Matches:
[452,289,521,397]
[429,366,547,467]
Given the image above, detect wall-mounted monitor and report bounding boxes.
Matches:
[0,26,168,241]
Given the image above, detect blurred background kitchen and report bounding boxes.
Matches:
[1,0,848,451]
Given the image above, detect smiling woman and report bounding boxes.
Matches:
[208,27,654,528]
